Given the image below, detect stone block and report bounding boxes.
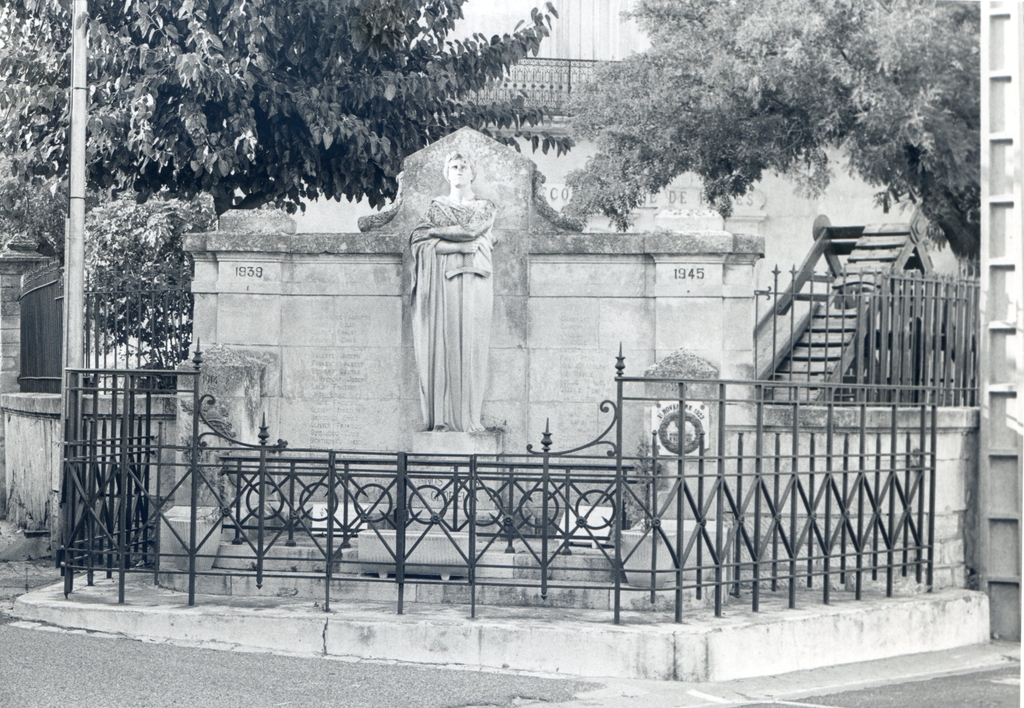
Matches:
[529,349,616,404]
[280,295,401,349]
[409,431,502,456]
[491,295,527,348]
[216,293,281,346]
[932,512,961,542]
[656,298,723,353]
[528,298,599,349]
[529,255,647,297]
[278,395,402,451]
[279,295,334,347]
[528,401,602,452]
[280,346,402,401]
[215,257,284,294]
[598,298,655,351]
[934,459,968,513]
[476,621,678,680]
[721,349,756,381]
[1,354,18,377]
[400,344,420,402]
[1,401,61,533]
[192,258,218,288]
[480,398,528,453]
[492,234,529,297]
[654,260,724,298]
[936,538,965,567]
[486,347,527,403]
[723,299,756,347]
[2,371,23,394]
[701,591,990,682]
[723,260,758,287]
[191,293,218,345]
[934,429,973,461]
[284,255,402,296]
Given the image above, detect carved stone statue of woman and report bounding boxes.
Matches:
[410,151,497,432]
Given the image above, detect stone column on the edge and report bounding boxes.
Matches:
[0,236,50,517]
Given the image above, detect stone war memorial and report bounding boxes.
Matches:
[33,125,992,681]
[186,127,764,454]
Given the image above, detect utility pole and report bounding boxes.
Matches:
[64,0,87,374]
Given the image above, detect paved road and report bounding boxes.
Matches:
[0,622,591,708]
[782,666,1020,708]
[0,550,1019,708]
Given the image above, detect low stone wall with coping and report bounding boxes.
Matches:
[1,392,61,535]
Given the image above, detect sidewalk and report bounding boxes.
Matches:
[12,571,992,683]
[539,642,1019,707]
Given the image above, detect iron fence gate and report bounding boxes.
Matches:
[18,263,63,393]
[60,352,941,624]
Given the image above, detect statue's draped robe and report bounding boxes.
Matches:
[410,197,497,432]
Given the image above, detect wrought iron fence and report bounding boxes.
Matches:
[84,275,193,371]
[18,265,193,390]
[756,268,979,405]
[60,353,941,625]
[18,263,63,393]
[475,57,603,112]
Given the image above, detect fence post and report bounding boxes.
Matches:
[396,451,407,615]
[188,353,203,606]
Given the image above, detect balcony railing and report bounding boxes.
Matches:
[475,58,605,112]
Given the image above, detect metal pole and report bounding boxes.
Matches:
[64,0,88,374]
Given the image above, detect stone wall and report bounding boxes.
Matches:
[0,248,50,519]
[187,229,762,454]
[935,408,980,590]
[1,393,61,534]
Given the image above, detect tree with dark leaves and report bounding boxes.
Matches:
[1,0,569,217]
[565,0,980,259]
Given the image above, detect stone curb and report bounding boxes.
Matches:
[12,581,990,682]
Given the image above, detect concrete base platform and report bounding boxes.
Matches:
[13,579,989,682]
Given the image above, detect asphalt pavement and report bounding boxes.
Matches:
[0,520,1019,708]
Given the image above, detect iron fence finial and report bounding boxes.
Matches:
[192,339,203,370]
[258,413,269,445]
[615,343,625,378]
[541,418,552,453]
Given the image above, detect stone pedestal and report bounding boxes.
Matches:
[410,430,503,456]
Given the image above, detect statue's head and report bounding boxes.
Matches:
[443,151,475,187]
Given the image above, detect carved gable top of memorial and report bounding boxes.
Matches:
[644,349,719,379]
[643,349,720,399]
[358,127,582,235]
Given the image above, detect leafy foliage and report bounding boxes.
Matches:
[1,0,569,216]
[85,194,214,290]
[0,178,66,260]
[83,195,215,368]
[565,0,980,258]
